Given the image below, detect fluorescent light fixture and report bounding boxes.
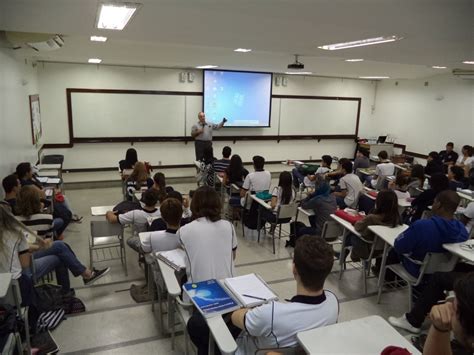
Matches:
[96,3,141,30]
[90,35,108,42]
[196,65,218,69]
[285,71,312,75]
[345,58,364,62]
[318,35,403,50]
[234,48,252,53]
[359,76,390,79]
[462,61,474,65]
[432,65,447,69]
[88,58,102,64]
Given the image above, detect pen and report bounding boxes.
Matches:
[242,294,266,301]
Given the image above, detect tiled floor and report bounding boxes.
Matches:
[50,180,416,354]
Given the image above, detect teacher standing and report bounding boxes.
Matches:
[191,112,226,161]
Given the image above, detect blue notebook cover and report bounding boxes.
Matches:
[183,279,240,317]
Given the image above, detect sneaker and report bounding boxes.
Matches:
[72,214,83,223]
[388,315,421,334]
[83,267,110,286]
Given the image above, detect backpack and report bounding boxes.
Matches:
[62,296,86,315]
[113,200,142,214]
[35,284,64,313]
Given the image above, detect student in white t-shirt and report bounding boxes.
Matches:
[370,150,395,189]
[231,235,339,355]
[240,155,271,199]
[140,198,182,253]
[389,174,411,200]
[183,186,239,355]
[460,202,474,235]
[456,145,474,173]
[106,189,162,252]
[303,155,333,188]
[333,161,363,209]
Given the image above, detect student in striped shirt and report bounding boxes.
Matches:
[214,146,232,174]
[13,186,109,292]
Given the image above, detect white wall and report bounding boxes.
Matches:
[373,74,474,154]
[38,62,377,169]
[0,49,40,180]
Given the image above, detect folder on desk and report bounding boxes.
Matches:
[156,248,186,271]
[183,279,240,318]
[224,273,277,307]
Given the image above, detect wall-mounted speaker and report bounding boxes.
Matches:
[282,77,288,87]
[187,72,195,83]
[275,76,282,86]
[179,72,186,83]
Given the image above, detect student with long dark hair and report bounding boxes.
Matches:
[119,148,138,171]
[261,171,295,224]
[223,154,249,188]
[349,190,402,261]
[425,151,444,176]
[407,164,425,197]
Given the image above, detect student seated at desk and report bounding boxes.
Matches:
[332,161,363,209]
[326,158,349,188]
[448,165,468,191]
[231,236,338,355]
[197,146,216,187]
[369,151,395,189]
[214,146,232,174]
[261,171,295,225]
[119,147,138,172]
[421,273,474,355]
[149,172,174,197]
[183,186,239,355]
[7,193,109,292]
[106,189,161,252]
[125,162,153,201]
[439,142,459,169]
[240,155,272,200]
[388,174,411,200]
[16,162,80,225]
[354,148,370,173]
[2,174,22,212]
[456,145,474,173]
[140,198,182,253]
[405,173,449,223]
[223,154,249,188]
[15,186,65,240]
[407,164,425,197]
[293,177,337,241]
[388,191,468,280]
[425,151,444,176]
[460,202,474,234]
[302,155,333,188]
[149,190,191,231]
[348,190,402,262]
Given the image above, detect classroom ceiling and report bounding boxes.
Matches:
[1,0,473,79]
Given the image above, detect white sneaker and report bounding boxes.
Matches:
[388,315,421,334]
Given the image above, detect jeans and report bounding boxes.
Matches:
[406,264,474,328]
[32,241,86,291]
[52,218,64,234]
[292,168,305,187]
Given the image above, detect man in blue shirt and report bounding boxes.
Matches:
[393,190,468,278]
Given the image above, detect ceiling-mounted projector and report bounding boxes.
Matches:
[287,55,304,69]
